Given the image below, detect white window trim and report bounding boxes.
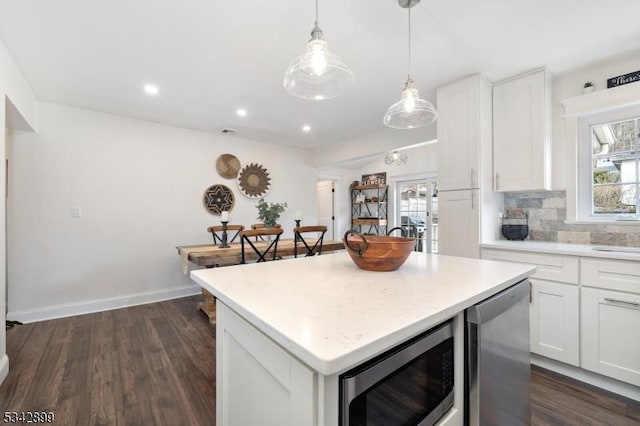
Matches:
[562,81,640,224]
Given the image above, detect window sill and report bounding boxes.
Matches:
[566,219,640,226]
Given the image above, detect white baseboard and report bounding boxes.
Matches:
[0,354,9,386]
[532,354,640,402]
[6,285,202,323]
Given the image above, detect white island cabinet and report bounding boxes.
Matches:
[191,252,534,426]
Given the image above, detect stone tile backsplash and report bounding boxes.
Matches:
[503,191,640,247]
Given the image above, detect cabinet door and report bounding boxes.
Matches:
[217,302,316,426]
[438,190,479,258]
[493,69,551,192]
[581,287,640,387]
[530,279,579,366]
[437,75,489,190]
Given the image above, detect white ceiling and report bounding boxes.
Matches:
[0,0,639,150]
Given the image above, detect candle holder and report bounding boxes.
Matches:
[294,219,301,244]
[219,221,230,248]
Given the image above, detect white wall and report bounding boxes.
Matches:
[310,125,437,168]
[0,38,37,385]
[317,167,360,239]
[6,102,317,322]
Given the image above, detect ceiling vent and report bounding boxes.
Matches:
[220,128,238,134]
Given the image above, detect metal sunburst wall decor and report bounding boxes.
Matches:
[237,163,271,198]
[203,184,235,215]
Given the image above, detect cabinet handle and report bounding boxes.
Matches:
[471,168,477,187]
[495,172,500,190]
[604,298,640,308]
[471,191,476,209]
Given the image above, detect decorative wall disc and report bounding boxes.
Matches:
[203,184,235,215]
[215,153,241,179]
[237,163,271,198]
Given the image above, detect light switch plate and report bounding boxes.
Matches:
[71,206,81,218]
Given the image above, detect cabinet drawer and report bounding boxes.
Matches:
[482,249,579,284]
[581,258,640,293]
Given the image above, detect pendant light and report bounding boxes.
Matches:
[383,0,437,129]
[283,0,354,100]
[384,150,408,165]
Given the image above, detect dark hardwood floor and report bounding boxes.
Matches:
[1,295,638,425]
[1,296,216,426]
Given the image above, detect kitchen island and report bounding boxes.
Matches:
[191,252,535,426]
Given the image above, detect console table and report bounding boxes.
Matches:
[176,239,345,322]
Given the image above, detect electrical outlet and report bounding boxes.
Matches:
[71,207,82,218]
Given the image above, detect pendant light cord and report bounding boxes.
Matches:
[315,0,319,27]
[407,1,412,78]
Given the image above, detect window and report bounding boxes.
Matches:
[578,104,640,221]
[591,118,639,216]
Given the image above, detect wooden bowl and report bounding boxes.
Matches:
[343,231,416,272]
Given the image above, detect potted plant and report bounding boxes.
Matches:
[583,81,595,94]
[256,198,288,227]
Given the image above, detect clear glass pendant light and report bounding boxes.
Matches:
[283,0,354,100]
[383,0,437,129]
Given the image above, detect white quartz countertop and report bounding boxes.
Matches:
[482,240,640,261]
[190,252,534,376]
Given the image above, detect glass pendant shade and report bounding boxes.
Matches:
[383,77,437,129]
[284,25,354,100]
[384,0,436,129]
[384,150,408,165]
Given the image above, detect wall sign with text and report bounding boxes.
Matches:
[361,172,386,185]
[607,70,640,88]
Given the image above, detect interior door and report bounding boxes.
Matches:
[316,180,335,240]
[395,179,438,253]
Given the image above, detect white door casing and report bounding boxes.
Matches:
[317,180,335,240]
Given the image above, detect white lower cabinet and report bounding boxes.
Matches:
[581,287,640,387]
[439,190,480,258]
[530,279,579,366]
[580,258,640,387]
[217,302,316,426]
[481,249,579,365]
[483,247,640,395]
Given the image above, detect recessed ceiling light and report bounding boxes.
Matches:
[302,125,311,132]
[236,108,247,117]
[144,84,159,95]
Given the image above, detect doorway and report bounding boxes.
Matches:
[316,179,336,240]
[396,178,438,253]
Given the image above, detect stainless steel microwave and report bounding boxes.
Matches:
[339,320,454,426]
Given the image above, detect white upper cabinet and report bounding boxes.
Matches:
[493,69,552,192]
[437,75,492,191]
